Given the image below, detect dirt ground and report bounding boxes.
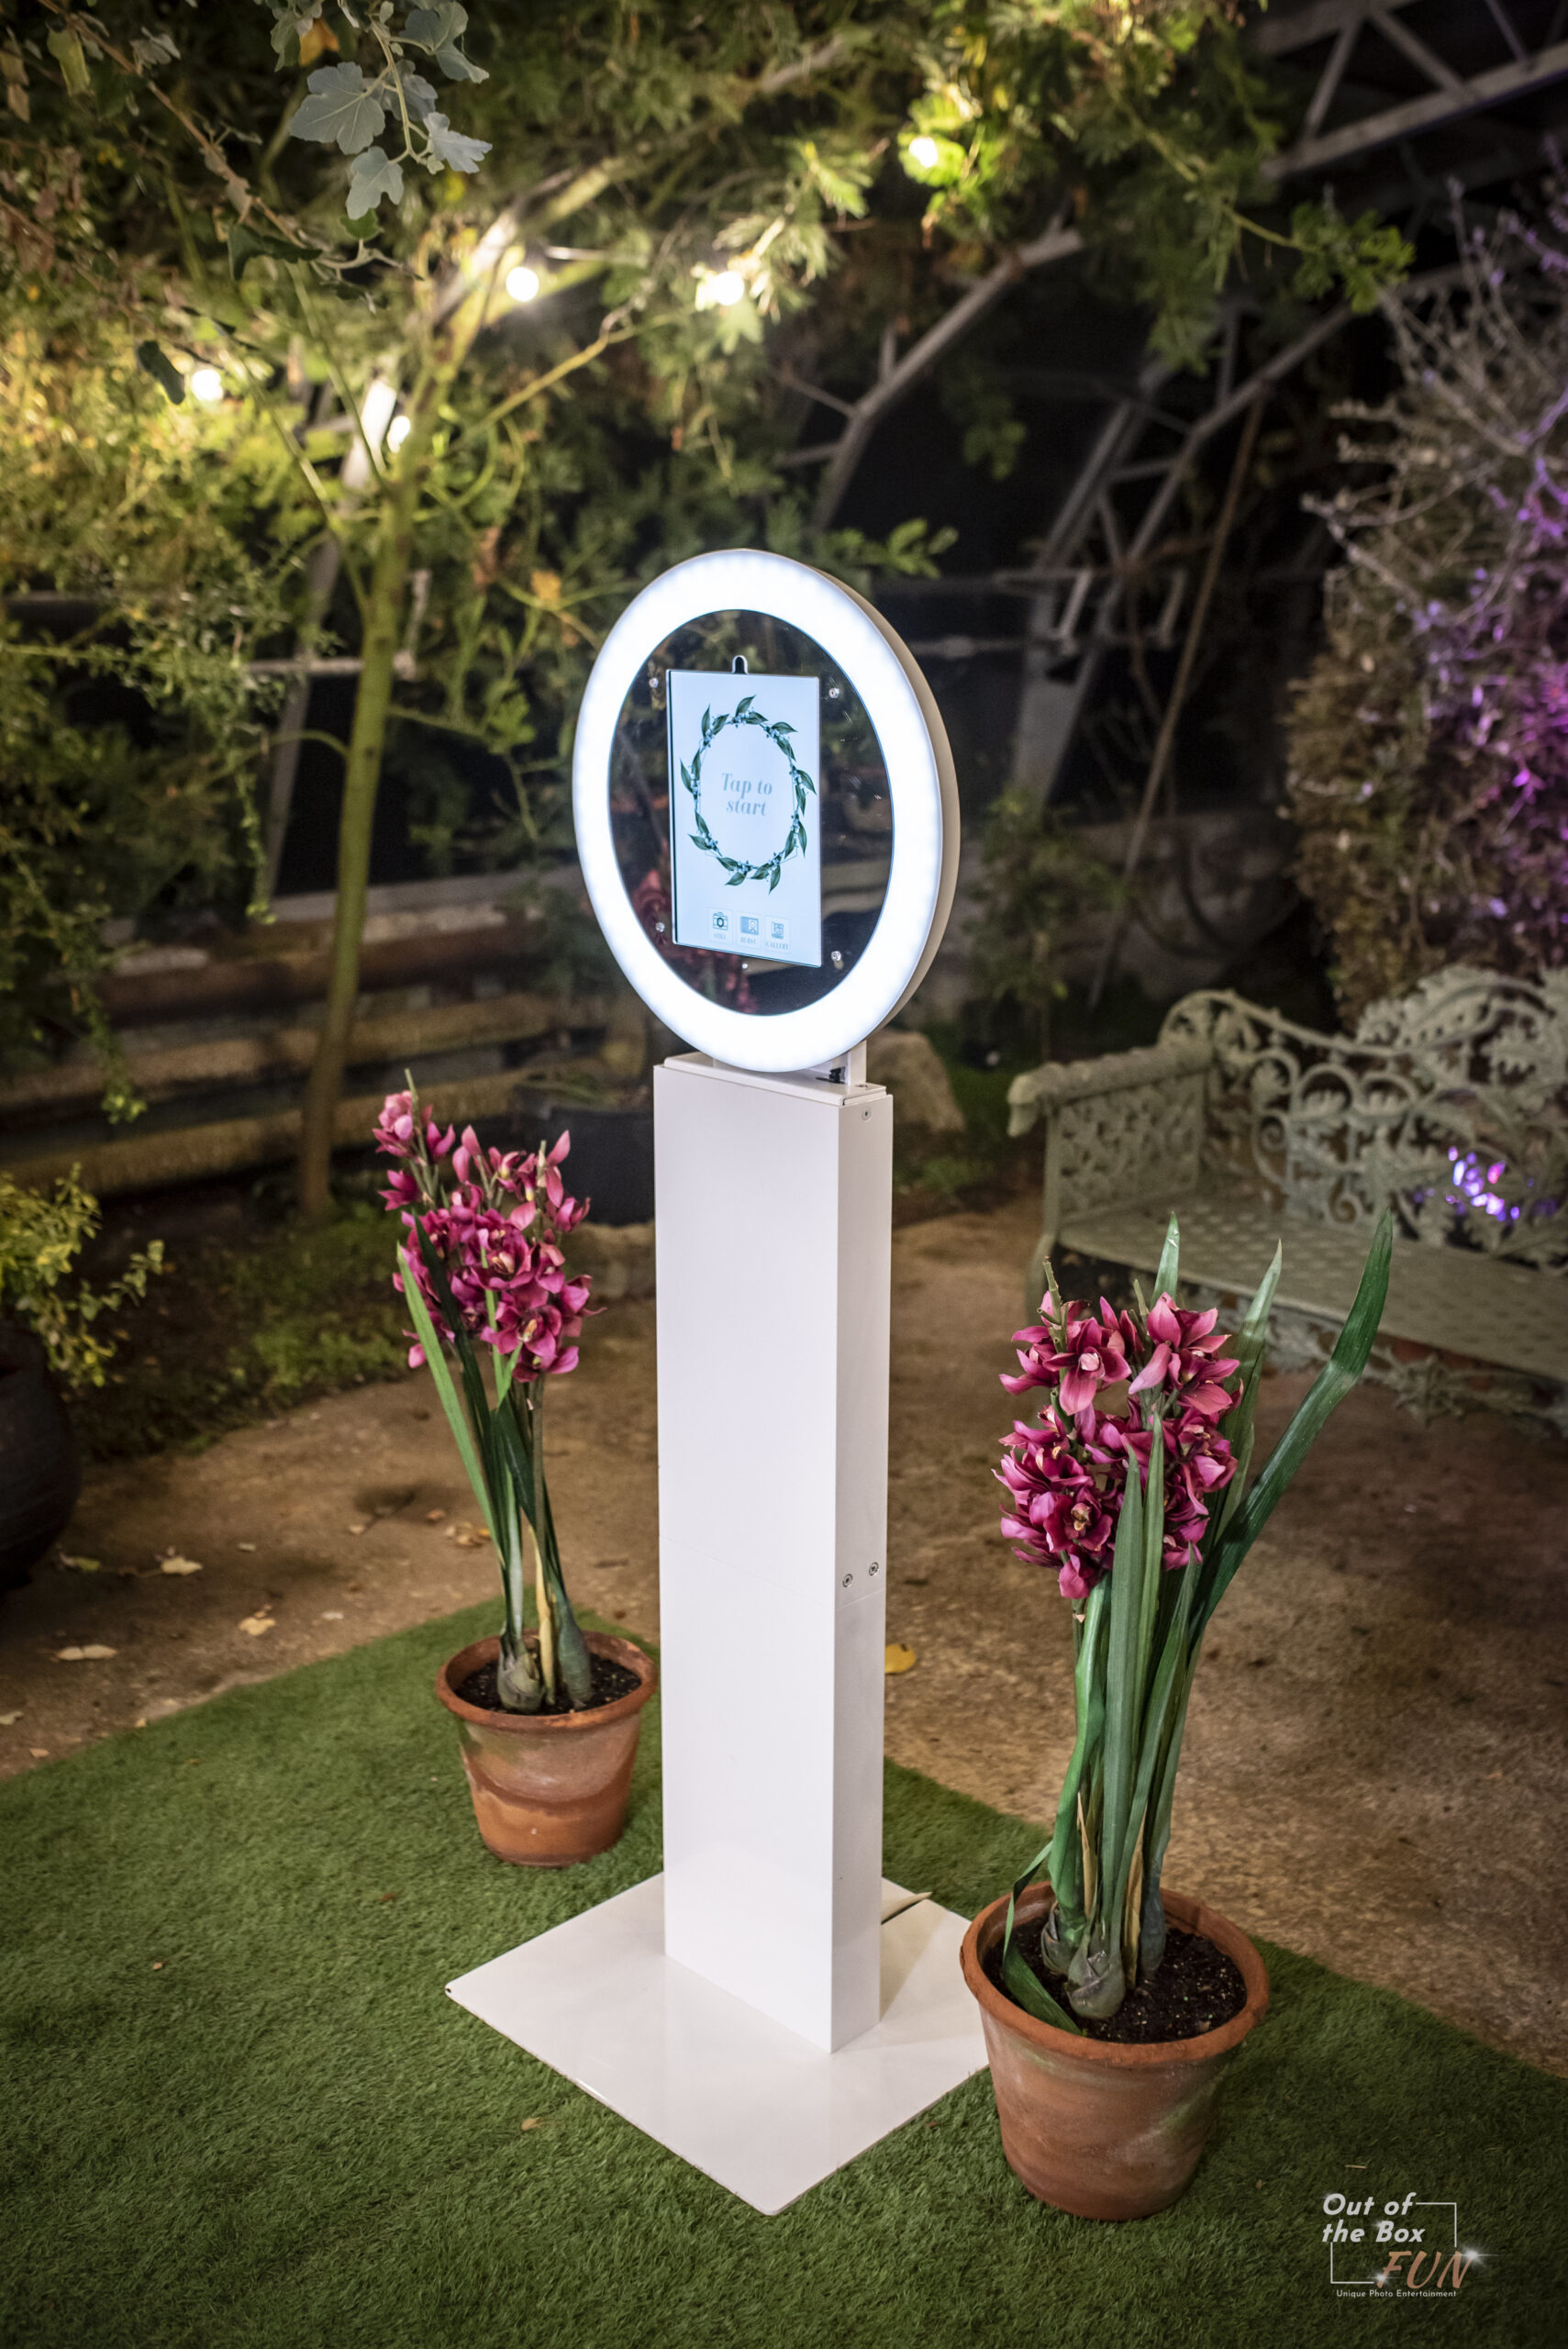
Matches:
[4,1195,1565,2078]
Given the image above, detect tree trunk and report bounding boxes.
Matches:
[291,267,527,1217]
[295,466,421,1219]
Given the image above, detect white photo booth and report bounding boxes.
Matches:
[447,551,985,2213]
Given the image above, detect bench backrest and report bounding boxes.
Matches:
[1161,969,1567,1272]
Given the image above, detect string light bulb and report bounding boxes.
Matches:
[907,136,940,171]
[188,367,225,404]
[707,270,745,307]
[506,262,540,303]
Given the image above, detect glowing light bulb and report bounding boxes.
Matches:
[708,270,745,307]
[386,415,412,451]
[189,367,225,404]
[506,263,540,303]
[907,136,940,171]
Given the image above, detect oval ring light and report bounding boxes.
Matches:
[573,549,959,1074]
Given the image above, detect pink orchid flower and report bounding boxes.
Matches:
[377,1105,593,1378]
[1002,1299,1132,1419]
[995,1288,1240,1598]
[1127,1295,1240,1420]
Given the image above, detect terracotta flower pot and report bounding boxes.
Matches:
[961,1880,1269,2221]
[436,1632,656,1867]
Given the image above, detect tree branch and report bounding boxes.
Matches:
[811,221,1084,526]
[39,2,308,247]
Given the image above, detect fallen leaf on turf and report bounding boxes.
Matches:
[425,1508,446,1522]
[519,2117,546,2132]
[55,1644,117,1662]
[884,1643,917,1675]
[29,1747,49,1758]
[379,1890,398,1904]
[452,1520,491,1549]
[237,1542,257,1553]
[150,1961,162,1970]
[161,1555,203,1576]
[238,1613,274,1637]
[0,1710,21,1727]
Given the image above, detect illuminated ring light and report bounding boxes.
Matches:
[573,550,959,1073]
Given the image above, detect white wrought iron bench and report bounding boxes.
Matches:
[1006,968,1568,1435]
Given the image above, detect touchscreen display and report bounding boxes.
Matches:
[606,609,893,1020]
[667,667,822,969]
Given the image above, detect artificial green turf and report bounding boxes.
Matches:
[2,1608,1563,2349]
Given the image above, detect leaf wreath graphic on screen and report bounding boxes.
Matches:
[682,698,816,891]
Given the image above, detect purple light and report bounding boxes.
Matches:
[1447,1145,1513,1221]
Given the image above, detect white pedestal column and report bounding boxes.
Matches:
[446,1049,986,2213]
[654,1052,890,2052]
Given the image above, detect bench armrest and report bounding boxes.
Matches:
[1009,1041,1214,1282]
[1007,1041,1211,1138]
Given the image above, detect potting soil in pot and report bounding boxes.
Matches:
[986,1917,1248,2043]
[455,1648,642,1715]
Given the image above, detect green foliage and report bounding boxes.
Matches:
[0,293,289,1099]
[1,0,1408,1141]
[906,1,1410,365]
[939,351,1027,482]
[73,1204,413,1462]
[245,1314,407,1401]
[968,791,1124,1056]
[0,1169,163,1391]
[228,1213,411,1402]
[1289,199,1413,314]
[1002,1211,1393,2022]
[1287,193,1568,1019]
[913,1151,992,1199]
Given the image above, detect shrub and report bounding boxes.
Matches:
[1287,185,1568,1021]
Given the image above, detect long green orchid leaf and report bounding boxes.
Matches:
[1097,1453,1147,1932]
[1140,1634,1200,1974]
[410,1219,495,1453]
[1043,1579,1109,1920]
[539,1502,594,1706]
[1189,1244,1282,1627]
[397,1248,495,1542]
[492,1384,593,1708]
[1153,1210,1181,1302]
[502,1385,537,1524]
[1002,1831,1052,1961]
[1111,1557,1193,1945]
[1001,1940,1084,2034]
[1000,1585,1108,1984]
[1195,1211,1393,1635]
[1132,1420,1165,1729]
[528,1378,592,1708]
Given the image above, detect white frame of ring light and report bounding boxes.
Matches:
[573,549,960,1073]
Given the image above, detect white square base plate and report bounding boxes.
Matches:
[447,1876,987,2215]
